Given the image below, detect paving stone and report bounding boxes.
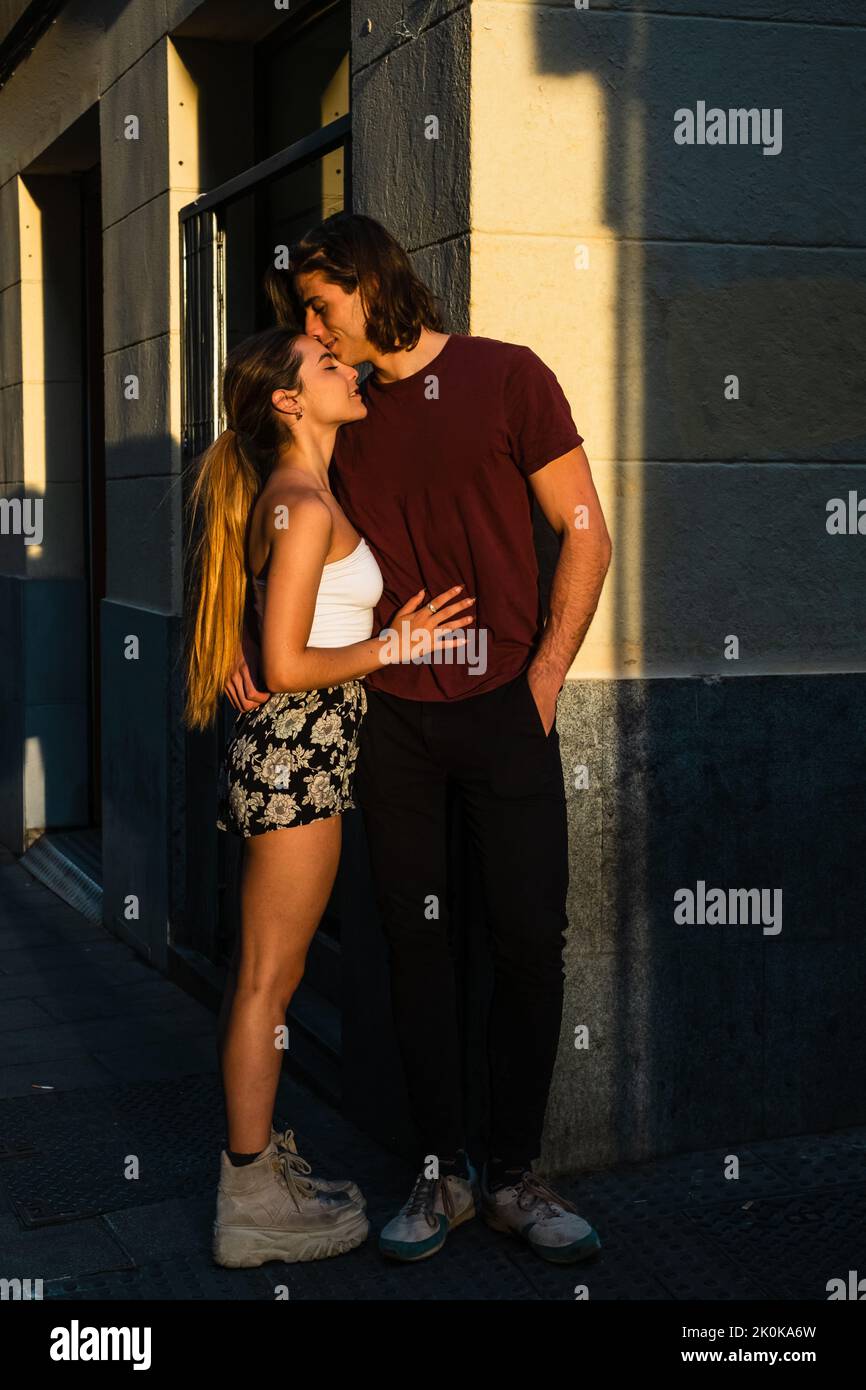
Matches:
[0,1211,134,1280]
[0,1058,117,1101]
[684,1186,866,1301]
[0,961,158,999]
[30,978,202,1024]
[43,1255,273,1301]
[103,1196,214,1261]
[0,926,67,949]
[0,940,136,976]
[748,1129,866,1192]
[567,1143,797,1219]
[0,999,56,1032]
[92,1038,219,1084]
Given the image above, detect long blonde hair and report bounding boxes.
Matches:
[184,328,304,730]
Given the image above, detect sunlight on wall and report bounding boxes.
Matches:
[321,54,349,220]
[18,179,47,505]
[470,0,646,680]
[23,734,45,835]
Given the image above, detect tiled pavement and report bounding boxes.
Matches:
[0,846,862,1302]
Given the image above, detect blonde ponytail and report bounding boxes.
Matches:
[182,326,305,729]
[184,429,260,730]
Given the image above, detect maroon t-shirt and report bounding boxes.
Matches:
[331,333,583,701]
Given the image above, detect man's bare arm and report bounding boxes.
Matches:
[526,444,612,733]
[225,590,271,713]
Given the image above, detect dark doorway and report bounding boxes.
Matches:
[17,113,104,913]
[81,163,106,829]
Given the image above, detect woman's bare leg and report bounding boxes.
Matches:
[219,814,342,1154]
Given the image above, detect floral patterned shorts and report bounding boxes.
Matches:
[216,681,367,837]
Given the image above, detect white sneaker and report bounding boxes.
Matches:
[379,1158,478,1262]
[213,1139,369,1267]
[272,1127,366,1209]
[482,1166,601,1264]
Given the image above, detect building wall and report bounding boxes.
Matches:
[1,159,91,848]
[0,0,244,951]
[1,0,864,1173]
[352,0,472,328]
[98,30,256,967]
[467,0,866,1170]
[0,168,26,850]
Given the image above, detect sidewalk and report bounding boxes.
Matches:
[1,845,862,1302]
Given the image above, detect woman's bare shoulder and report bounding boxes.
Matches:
[250,482,333,573]
[261,481,332,523]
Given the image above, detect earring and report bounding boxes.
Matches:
[294,410,304,421]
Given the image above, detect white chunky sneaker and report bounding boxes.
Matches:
[213,1138,369,1267]
[482,1166,601,1264]
[271,1127,366,1209]
[379,1158,479,1262]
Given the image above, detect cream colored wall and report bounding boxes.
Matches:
[0,176,24,578]
[471,2,640,678]
[469,1,866,680]
[321,53,350,221]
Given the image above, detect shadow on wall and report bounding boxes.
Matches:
[529,2,866,1170]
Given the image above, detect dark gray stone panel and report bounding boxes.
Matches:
[352,3,470,247]
[101,599,180,970]
[546,671,866,1168]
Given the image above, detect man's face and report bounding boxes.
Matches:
[295,270,371,367]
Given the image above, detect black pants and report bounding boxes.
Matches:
[354,666,569,1168]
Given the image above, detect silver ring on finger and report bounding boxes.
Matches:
[428,602,437,614]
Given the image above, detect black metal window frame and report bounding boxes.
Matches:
[0,0,69,91]
[179,112,351,461]
[180,112,350,227]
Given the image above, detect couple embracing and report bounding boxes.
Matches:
[184,213,612,1270]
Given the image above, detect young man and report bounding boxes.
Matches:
[228,213,611,1264]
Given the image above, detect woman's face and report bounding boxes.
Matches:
[277,334,366,428]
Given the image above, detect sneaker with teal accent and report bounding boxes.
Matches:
[481,1166,601,1264]
[379,1157,478,1262]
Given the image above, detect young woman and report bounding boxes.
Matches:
[184,326,474,1267]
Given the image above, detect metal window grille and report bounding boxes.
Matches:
[181,210,226,461]
[180,114,350,462]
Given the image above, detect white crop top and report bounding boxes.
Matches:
[252,537,384,649]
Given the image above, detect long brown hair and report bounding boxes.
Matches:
[184,328,304,730]
[264,212,443,352]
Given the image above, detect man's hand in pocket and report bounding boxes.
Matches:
[526,665,560,737]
